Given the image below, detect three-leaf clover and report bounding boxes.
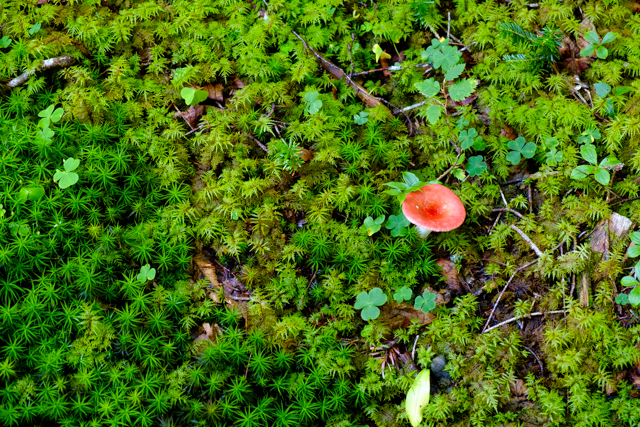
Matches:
[580,31,616,59]
[414,290,436,313]
[386,213,411,237]
[303,91,322,115]
[421,39,461,72]
[394,286,413,303]
[354,111,369,125]
[459,128,485,150]
[577,128,601,144]
[0,36,11,48]
[506,136,537,165]
[615,293,629,305]
[38,105,64,129]
[28,22,41,35]
[363,215,385,236]
[465,155,487,177]
[137,264,157,283]
[546,147,563,165]
[354,287,388,321]
[53,157,80,189]
[570,143,619,185]
[180,87,208,106]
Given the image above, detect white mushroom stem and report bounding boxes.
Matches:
[416,226,433,239]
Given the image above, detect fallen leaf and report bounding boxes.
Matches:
[205,83,224,101]
[195,322,222,342]
[436,259,462,292]
[299,148,314,162]
[510,379,528,397]
[500,124,517,140]
[179,104,206,129]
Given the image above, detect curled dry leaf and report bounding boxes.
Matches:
[205,83,224,101]
[436,258,462,292]
[195,322,222,343]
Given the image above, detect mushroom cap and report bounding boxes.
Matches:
[402,184,466,232]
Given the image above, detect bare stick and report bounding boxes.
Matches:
[7,55,75,88]
[481,259,537,333]
[492,208,525,220]
[244,132,268,152]
[524,346,544,374]
[510,224,543,257]
[352,63,431,77]
[411,334,419,361]
[483,310,564,333]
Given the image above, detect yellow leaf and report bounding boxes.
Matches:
[406,369,430,427]
[372,44,391,63]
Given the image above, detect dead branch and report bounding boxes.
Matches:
[7,55,75,88]
[510,224,543,257]
[483,310,564,333]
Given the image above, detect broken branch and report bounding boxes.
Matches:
[7,55,75,88]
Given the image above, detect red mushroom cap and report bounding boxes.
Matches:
[402,184,466,232]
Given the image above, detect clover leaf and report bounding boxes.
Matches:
[459,128,478,150]
[580,31,616,59]
[386,212,411,237]
[181,87,208,106]
[0,36,11,48]
[28,22,41,35]
[506,136,536,165]
[414,78,440,98]
[448,78,477,102]
[577,128,601,144]
[363,215,385,236]
[53,157,80,189]
[303,91,323,115]
[546,147,563,165]
[456,117,470,130]
[594,82,611,98]
[18,186,45,203]
[421,39,461,72]
[38,104,64,129]
[354,111,369,125]
[465,155,487,177]
[615,293,629,305]
[137,264,157,283]
[414,290,436,313]
[354,287,388,321]
[425,105,442,125]
[394,286,413,303]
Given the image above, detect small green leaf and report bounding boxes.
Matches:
[414,290,436,313]
[28,22,41,35]
[621,276,639,287]
[364,215,385,236]
[601,32,617,44]
[506,151,521,165]
[354,111,369,125]
[584,31,600,44]
[452,168,466,180]
[354,288,388,321]
[466,155,487,177]
[629,287,640,306]
[596,47,608,59]
[425,105,441,124]
[628,245,640,258]
[521,142,537,159]
[593,168,610,185]
[402,172,422,188]
[630,232,640,245]
[406,369,430,427]
[448,78,477,102]
[444,63,465,81]
[570,165,595,180]
[594,82,611,98]
[303,91,323,115]
[0,36,11,48]
[53,157,81,189]
[18,186,45,202]
[414,78,440,98]
[615,293,629,305]
[386,213,411,237]
[472,137,486,151]
[581,144,598,165]
[580,44,595,57]
[137,264,157,282]
[459,128,478,150]
[180,87,208,106]
[393,286,413,303]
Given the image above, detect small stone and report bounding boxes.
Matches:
[431,355,446,373]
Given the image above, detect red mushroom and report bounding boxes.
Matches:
[402,184,466,237]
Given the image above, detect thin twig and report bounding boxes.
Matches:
[352,63,431,77]
[7,55,75,88]
[510,224,543,257]
[244,353,252,379]
[411,335,419,361]
[297,270,318,310]
[482,259,537,333]
[244,132,268,152]
[524,346,544,374]
[492,208,525,220]
[483,310,564,333]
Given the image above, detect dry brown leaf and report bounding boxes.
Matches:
[195,322,222,343]
[179,104,206,129]
[193,256,221,290]
[205,83,224,101]
[299,148,314,162]
[436,259,462,292]
[510,379,528,397]
[500,124,517,140]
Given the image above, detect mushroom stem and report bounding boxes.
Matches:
[416,227,433,239]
